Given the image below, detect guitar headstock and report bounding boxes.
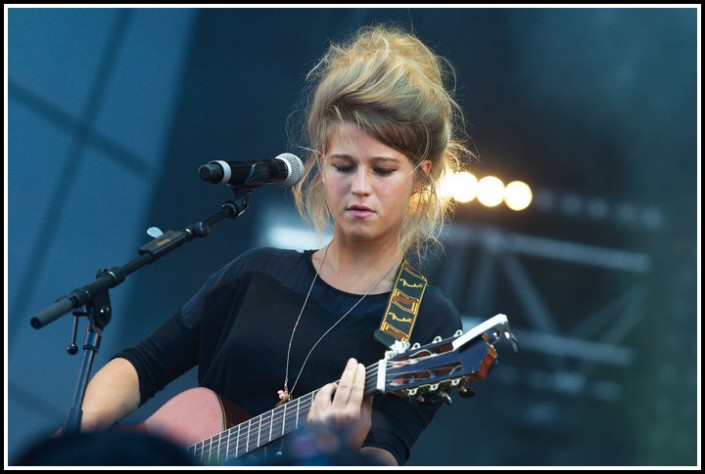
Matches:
[380,314,518,403]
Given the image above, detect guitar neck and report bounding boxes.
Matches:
[187,361,382,464]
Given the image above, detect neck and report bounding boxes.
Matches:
[314,240,402,295]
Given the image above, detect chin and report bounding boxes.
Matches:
[341,228,376,242]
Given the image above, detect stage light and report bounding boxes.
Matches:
[446,171,478,203]
[477,176,505,207]
[505,180,533,211]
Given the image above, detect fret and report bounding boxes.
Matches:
[234,422,241,460]
[268,409,273,444]
[209,435,218,464]
[201,437,208,464]
[281,402,287,436]
[245,417,252,454]
[194,441,201,463]
[256,413,262,449]
[203,438,212,464]
[224,425,231,461]
[295,398,300,430]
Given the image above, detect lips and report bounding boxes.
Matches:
[347,205,375,218]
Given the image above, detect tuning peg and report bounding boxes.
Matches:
[438,391,453,405]
[458,386,476,399]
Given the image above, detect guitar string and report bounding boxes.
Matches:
[192,363,386,461]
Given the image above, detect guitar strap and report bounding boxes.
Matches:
[374,259,428,349]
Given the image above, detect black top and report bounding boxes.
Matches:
[116,246,462,464]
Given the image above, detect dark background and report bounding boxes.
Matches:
[6,6,699,466]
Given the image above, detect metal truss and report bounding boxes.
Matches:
[432,222,650,402]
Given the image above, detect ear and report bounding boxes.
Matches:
[413,160,432,193]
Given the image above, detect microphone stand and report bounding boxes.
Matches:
[29,188,252,434]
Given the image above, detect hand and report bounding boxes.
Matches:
[306,358,372,451]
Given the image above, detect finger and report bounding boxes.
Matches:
[331,358,358,408]
[307,382,336,423]
[346,362,366,409]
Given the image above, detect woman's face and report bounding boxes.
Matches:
[322,121,430,247]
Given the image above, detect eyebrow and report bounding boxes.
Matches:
[329,154,401,163]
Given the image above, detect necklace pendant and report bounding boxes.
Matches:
[278,389,290,402]
[276,389,290,407]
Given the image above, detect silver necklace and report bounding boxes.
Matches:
[278,245,398,403]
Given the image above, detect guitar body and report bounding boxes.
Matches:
[130,387,247,448]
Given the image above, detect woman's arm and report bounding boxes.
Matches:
[360,446,398,465]
[80,357,141,431]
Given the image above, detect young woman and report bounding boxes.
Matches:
[78,23,474,466]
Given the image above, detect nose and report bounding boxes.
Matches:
[350,167,371,195]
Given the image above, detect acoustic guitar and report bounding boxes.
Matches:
[131,313,517,465]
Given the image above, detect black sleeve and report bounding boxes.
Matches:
[365,393,446,465]
[114,311,200,406]
[112,249,258,405]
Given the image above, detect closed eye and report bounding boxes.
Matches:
[333,166,396,176]
[374,168,396,176]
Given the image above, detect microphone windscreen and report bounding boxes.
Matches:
[276,153,304,187]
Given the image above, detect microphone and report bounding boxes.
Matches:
[198,153,304,188]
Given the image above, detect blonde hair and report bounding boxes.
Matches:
[292,24,475,263]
